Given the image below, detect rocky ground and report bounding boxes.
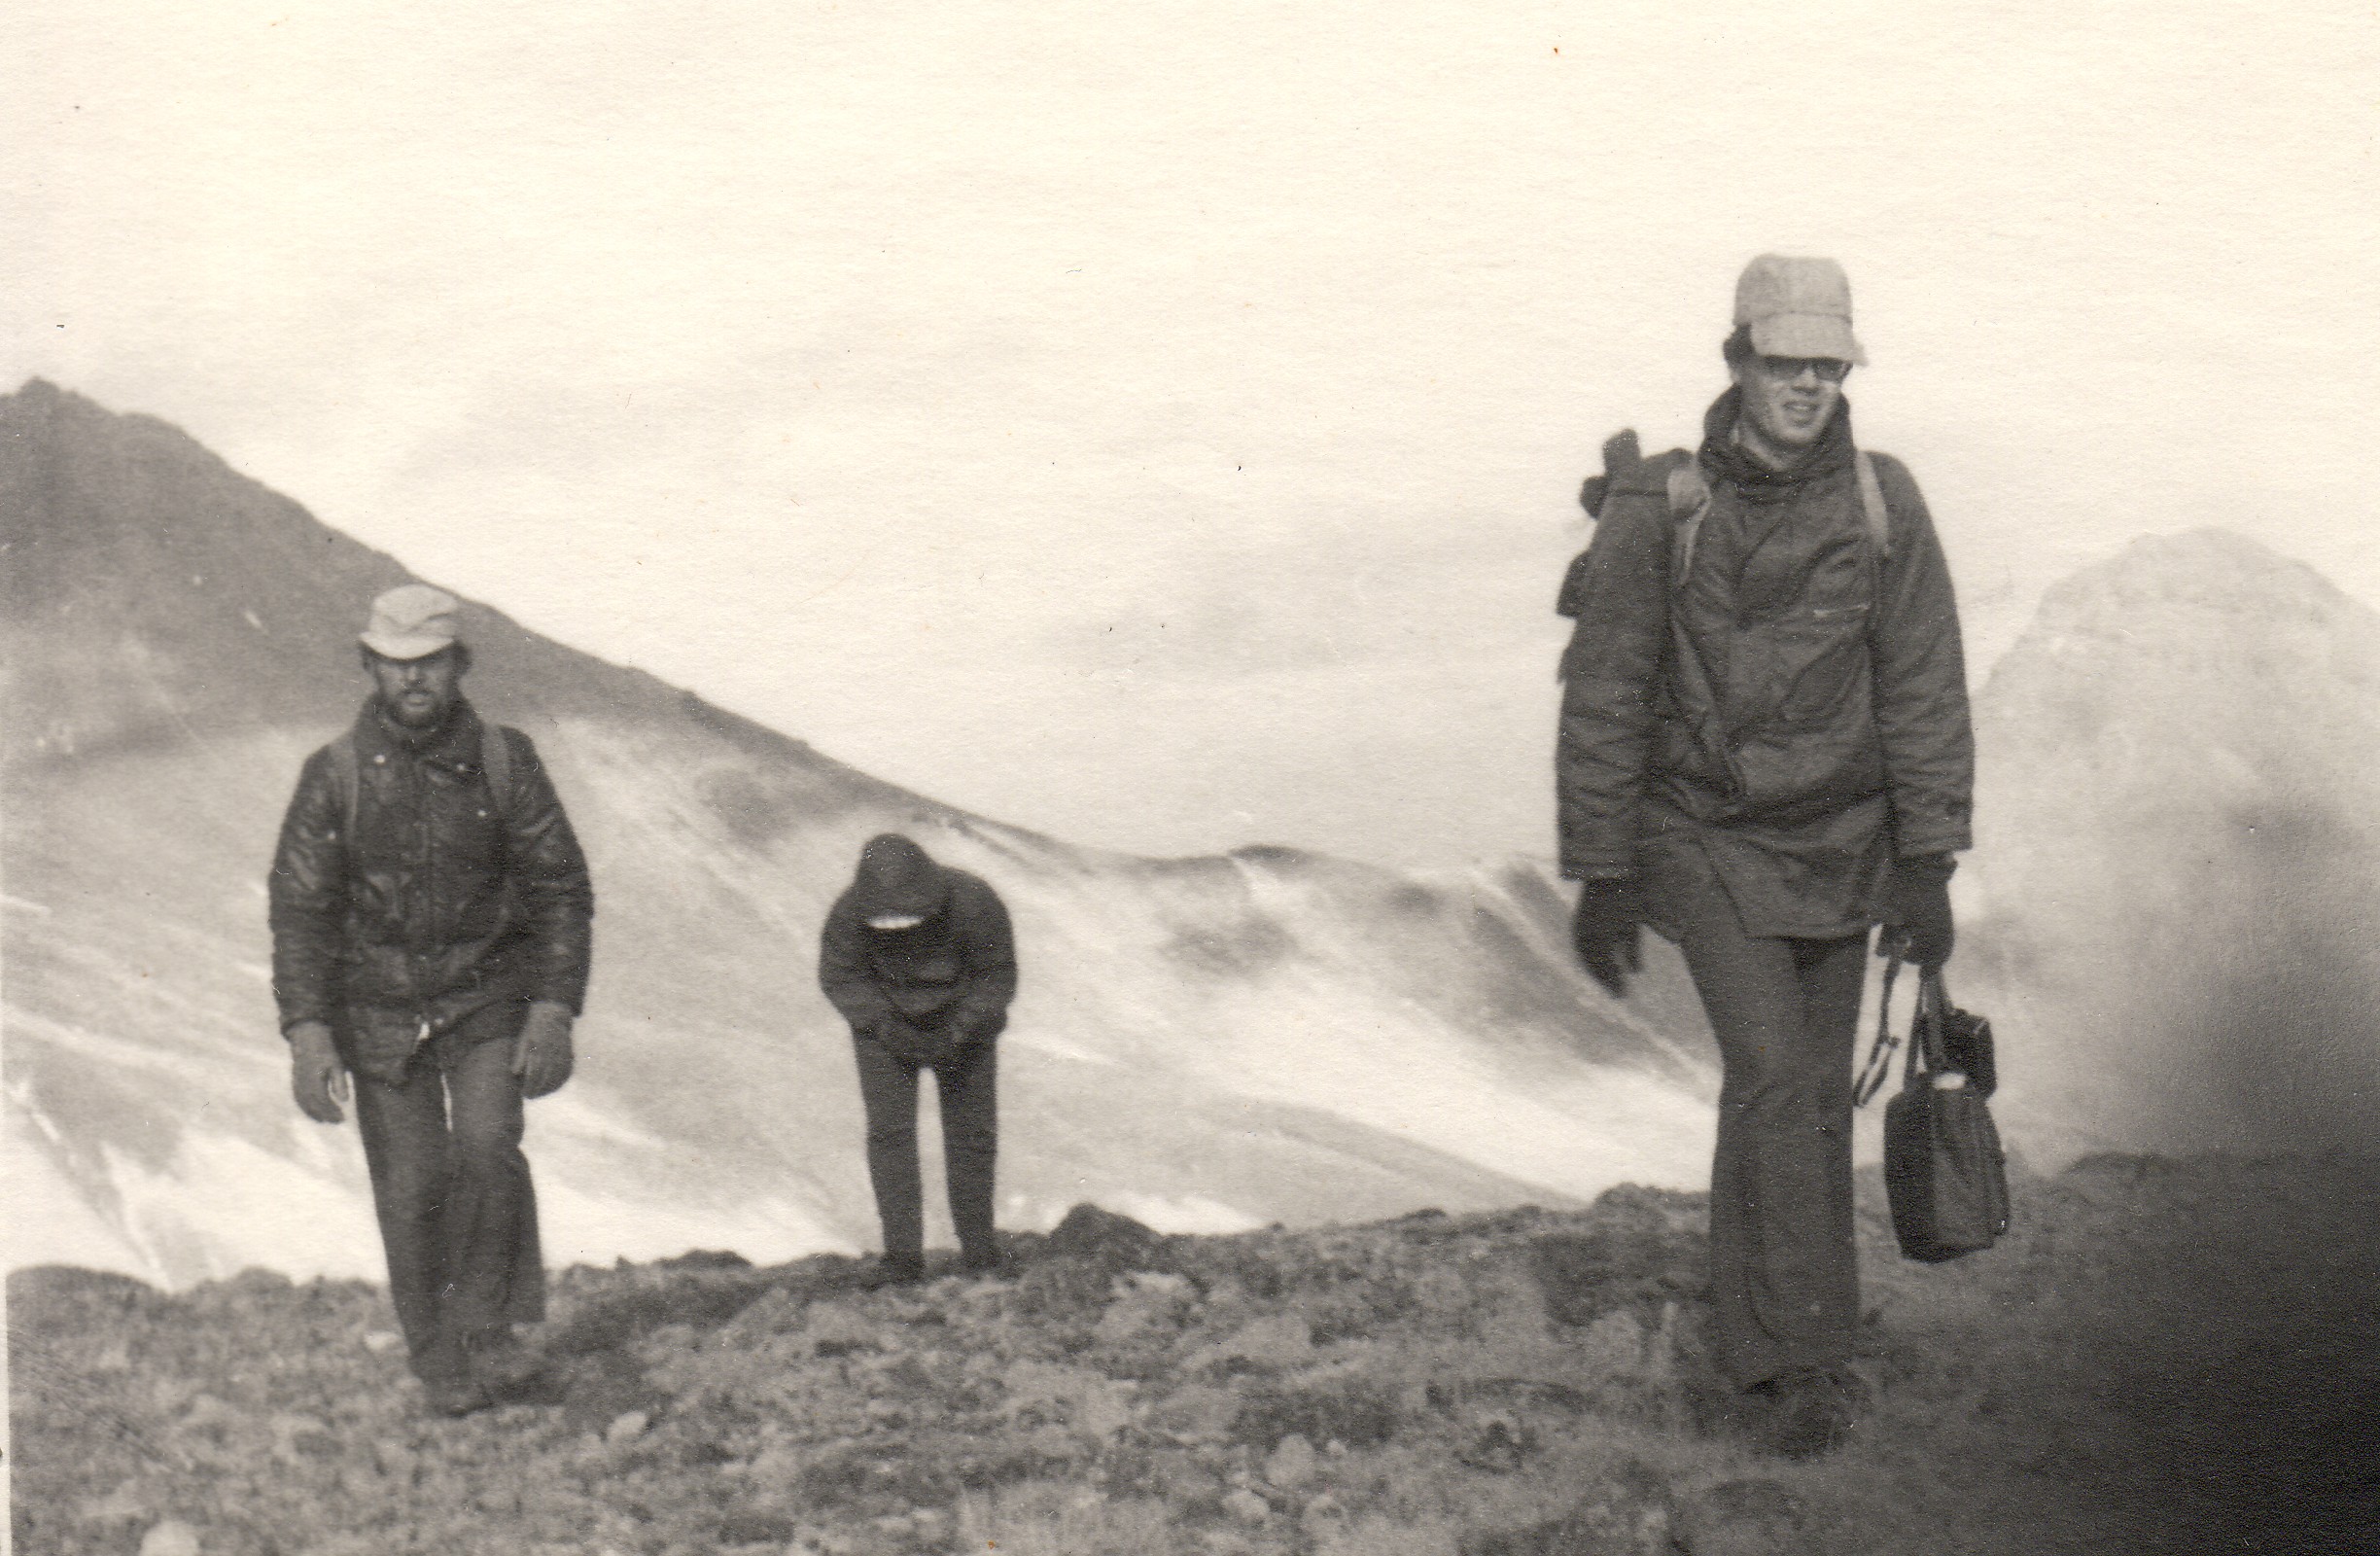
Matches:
[13,1153,2379,1556]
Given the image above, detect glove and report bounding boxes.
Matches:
[512,1000,576,1099]
[1571,876,1645,998]
[1880,854,1956,970]
[947,1007,1007,1052]
[288,1021,349,1124]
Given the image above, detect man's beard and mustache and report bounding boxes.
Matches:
[386,687,449,727]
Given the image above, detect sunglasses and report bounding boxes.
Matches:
[1755,355,1853,384]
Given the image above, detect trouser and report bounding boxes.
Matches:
[346,1000,544,1384]
[851,1022,999,1264]
[1657,866,1870,1390]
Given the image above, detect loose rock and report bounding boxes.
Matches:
[77,1479,149,1528]
[1300,1492,1348,1530]
[1047,1202,1162,1268]
[1264,1432,1317,1490]
[1190,1312,1313,1370]
[1672,1478,1817,1556]
[1455,1411,1535,1474]
[138,1521,203,1556]
[1223,1487,1273,1525]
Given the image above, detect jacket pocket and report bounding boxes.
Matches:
[1755,606,1872,731]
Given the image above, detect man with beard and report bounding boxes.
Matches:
[820,833,1015,1284]
[270,584,594,1416]
[1555,256,1974,1457]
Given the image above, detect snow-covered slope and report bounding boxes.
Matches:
[1,381,1715,1288]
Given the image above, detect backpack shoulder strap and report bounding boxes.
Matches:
[1663,453,1711,584]
[326,730,361,842]
[1855,449,1893,559]
[480,724,517,819]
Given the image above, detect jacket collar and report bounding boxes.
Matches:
[1697,386,1856,504]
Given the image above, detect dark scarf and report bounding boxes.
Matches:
[1697,386,1856,503]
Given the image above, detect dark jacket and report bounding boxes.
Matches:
[1556,393,1973,937]
[269,698,595,1064]
[819,867,1016,1052]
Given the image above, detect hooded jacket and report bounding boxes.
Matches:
[269,698,594,1071]
[819,846,1016,1048]
[1556,392,1973,937]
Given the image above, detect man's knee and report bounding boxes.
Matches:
[1722,1037,1848,1119]
[447,1114,524,1180]
[1715,1019,1802,1101]
[375,1158,446,1221]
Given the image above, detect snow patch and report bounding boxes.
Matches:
[100,1129,383,1288]
[537,1175,858,1268]
[4,1104,151,1280]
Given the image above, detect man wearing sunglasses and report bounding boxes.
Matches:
[1554,256,1974,1458]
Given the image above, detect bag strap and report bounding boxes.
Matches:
[327,730,362,843]
[480,723,515,817]
[1854,449,1893,559]
[1655,461,1755,797]
[1665,459,1711,582]
[1856,956,1957,1105]
[1854,953,1905,1108]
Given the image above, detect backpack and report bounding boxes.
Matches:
[1558,429,1892,619]
[322,722,519,844]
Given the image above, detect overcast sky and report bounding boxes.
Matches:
[11,1,2376,866]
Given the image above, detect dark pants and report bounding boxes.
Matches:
[852,1023,998,1264]
[1659,866,1870,1390]
[346,1001,544,1383]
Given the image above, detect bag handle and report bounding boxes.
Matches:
[1913,969,1952,1076]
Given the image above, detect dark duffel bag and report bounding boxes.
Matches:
[1857,960,2011,1263]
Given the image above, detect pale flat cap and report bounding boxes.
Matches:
[1734,254,1867,365]
[360,584,463,660]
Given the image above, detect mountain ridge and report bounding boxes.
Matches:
[10,377,2378,1291]
[1,380,1716,1291]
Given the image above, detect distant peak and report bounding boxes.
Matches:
[4,376,126,428]
[5,376,70,414]
[1981,524,2379,715]
[2117,527,2322,578]
[2041,527,2356,623]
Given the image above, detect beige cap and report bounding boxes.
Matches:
[1733,254,1867,365]
[360,584,463,660]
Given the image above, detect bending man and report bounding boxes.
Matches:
[820,833,1015,1284]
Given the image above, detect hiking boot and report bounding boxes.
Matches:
[960,1242,1008,1280]
[466,1327,544,1397]
[423,1373,492,1419]
[1750,1369,1868,1460]
[871,1252,928,1288]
